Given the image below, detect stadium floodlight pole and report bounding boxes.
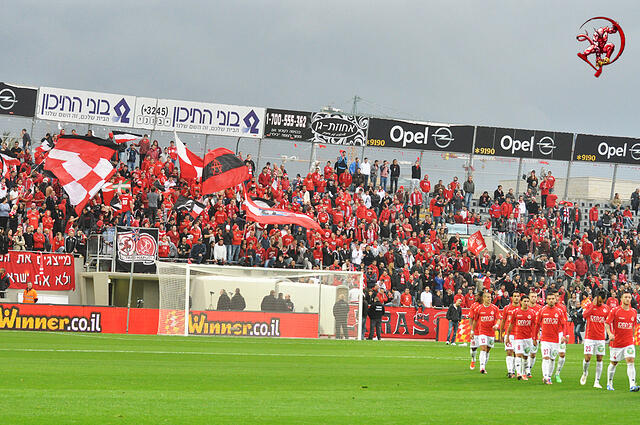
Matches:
[184,263,191,336]
[30,118,35,145]
[256,138,263,172]
[564,133,576,200]
[515,158,524,195]
[610,163,618,201]
[125,249,135,334]
[235,137,241,155]
[203,134,209,157]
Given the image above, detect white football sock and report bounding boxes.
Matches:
[627,363,636,388]
[479,350,487,370]
[552,358,557,375]
[608,364,617,387]
[556,356,566,375]
[506,356,514,374]
[582,360,590,375]
[595,361,603,383]
[514,357,522,376]
[529,355,537,372]
[471,348,477,362]
[542,359,549,379]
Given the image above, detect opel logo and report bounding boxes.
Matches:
[630,143,640,161]
[432,127,454,149]
[0,88,18,111]
[537,136,556,156]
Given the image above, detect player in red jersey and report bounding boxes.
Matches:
[526,291,542,377]
[505,294,536,380]
[533,292,567,385]
[500,291,521,378]
[605,291,639,392]
[467,292,483,370]
[552,298,570,383]
[473,291,500,374]
[580,289,609,388]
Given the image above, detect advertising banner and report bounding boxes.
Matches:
[474,126,573,161]
[574,133,640,165]
[0,251,75,291]
[263,108,313,141]
[36,87,136,127]
[366,118,474,153]
[0,82,37,117]
[185,310,319,338]
[311,112,369,146]
[0,303,158,334]
[115,227,159,273]
[132,98,265,138]
[364,306,449,339]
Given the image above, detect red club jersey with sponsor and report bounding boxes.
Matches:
[535,305,566,343]
[583,303,609,341]
[470,302,481,333]
[512,308,536,340]
[606,306,637,348]
[501,303,519,330]
[474,303,500,336]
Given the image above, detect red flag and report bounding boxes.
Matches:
[202,148,249,194]
[243,195,321,230]
[44,136,117,214]
[112,130,143,144]
[175,132,203,180]
[467,231,487,256]
[0,152,20,177]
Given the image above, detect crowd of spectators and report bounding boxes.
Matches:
[3,129,640,325]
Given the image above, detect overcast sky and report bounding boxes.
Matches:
[3,1,639,138]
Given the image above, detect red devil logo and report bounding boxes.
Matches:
[577,16,625,78]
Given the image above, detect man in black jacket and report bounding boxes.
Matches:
[0,267,10,298]
[230,288,246,311]
[333,294,349,339]
[216,289,231,311]
[446,297,463,345]
[367,296,385,340]
[261,290,277,311]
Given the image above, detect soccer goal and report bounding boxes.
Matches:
[156,262,364,340]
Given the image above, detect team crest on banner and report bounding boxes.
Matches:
[116,227,159,273]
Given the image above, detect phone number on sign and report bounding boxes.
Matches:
[575,154,596,161]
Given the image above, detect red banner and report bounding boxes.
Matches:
[0,251,75,291]
[0,304,158,334]
[364,307,449,339]
[187,310,319,338]
[467,230,486,255]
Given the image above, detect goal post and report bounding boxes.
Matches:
[156,261,364,340]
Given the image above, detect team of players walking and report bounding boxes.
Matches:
[467,288,639,391]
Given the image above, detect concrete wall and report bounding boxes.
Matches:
[498,176,639,201]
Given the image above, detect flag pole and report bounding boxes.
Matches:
[125,227,135,334]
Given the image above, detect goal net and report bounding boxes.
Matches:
[156,262,364,340]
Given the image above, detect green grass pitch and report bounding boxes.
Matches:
[2,332,638,424]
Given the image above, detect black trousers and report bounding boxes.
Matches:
[335,320,348,339]
[368,318,382,340]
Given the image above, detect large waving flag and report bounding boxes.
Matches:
[0,152,20,178]
[243,194,321,230]
[112,130,143,144]
[174,131,203,180]
[467,231,487,256]
[202,148,249,194]
[44,135,117,214]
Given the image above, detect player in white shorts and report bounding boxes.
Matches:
[526,291,541,377]
[605,291,639,392]
[505,294,536,380]
[580,290,609,388]
[467,293,482,370]
[500,291,521,378]
[534,292,566,385]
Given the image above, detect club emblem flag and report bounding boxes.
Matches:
[44,135,117,214]
[243,194,321,230]
[202,148,249,194]
[467,231,487,256]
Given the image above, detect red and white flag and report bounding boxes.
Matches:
[467,231,487,256]
[112,130,143,144]
[44,136,117,214]
[174,131,203,180]
[0,152,20,178]
[243,194,321,230]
